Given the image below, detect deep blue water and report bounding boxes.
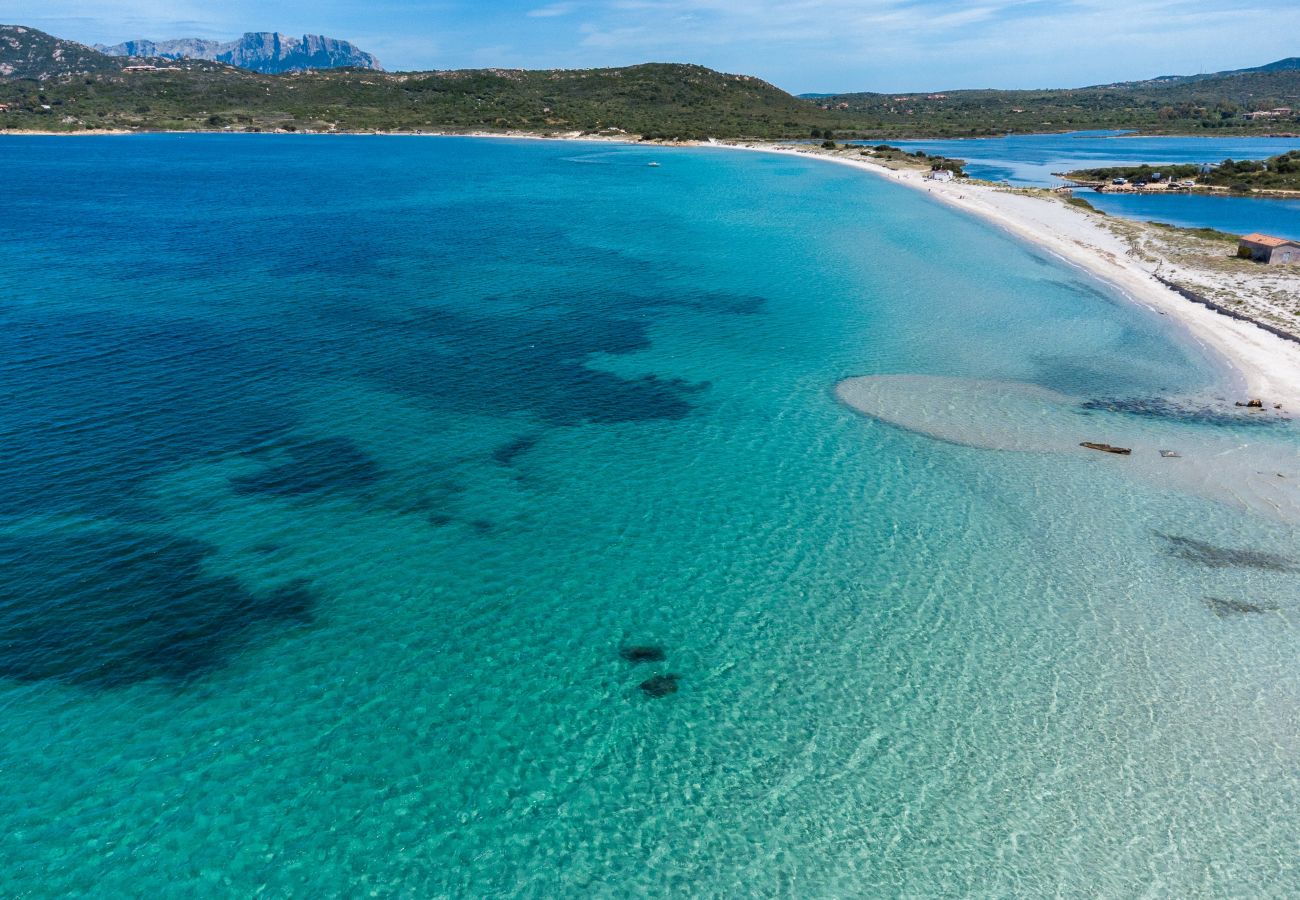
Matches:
[1,135,1299,895]
[873,131,1300,235]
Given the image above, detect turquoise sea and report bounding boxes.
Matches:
[2,134,1299,896]
[880,131,1300,236]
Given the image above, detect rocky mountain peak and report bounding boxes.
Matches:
[96,31,382,74]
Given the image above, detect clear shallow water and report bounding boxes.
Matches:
[875,131,1300,235]
[1,135,1299,895]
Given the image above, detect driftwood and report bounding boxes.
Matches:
[1080,442,1132,455]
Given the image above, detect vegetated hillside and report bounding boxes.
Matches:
[1067,150,1300,191]
[1120,57,1300,87]
[0,58,852,138]
[96,32,383,74]
[0,25,121,80]
[812,63,1300,137]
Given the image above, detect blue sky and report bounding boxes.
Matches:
[2,0,1294,93]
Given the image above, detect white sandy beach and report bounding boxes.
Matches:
[715,141,1300,409]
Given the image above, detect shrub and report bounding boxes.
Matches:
[1066,196,1103,214]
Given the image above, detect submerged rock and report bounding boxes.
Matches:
[1084,396,1279,428]
[0,530,317,687]
[1204,597,1278,617]
[1157,532,1299,573]
[639,673,680,697]
[492,435,540,466]
[620,645,667,663]
[231,436,381,498]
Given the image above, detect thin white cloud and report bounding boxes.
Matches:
[0,0,232,42]
[560,0,1292,89]
[528,3,578,17]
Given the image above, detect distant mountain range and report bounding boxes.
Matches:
[95,32,382,74]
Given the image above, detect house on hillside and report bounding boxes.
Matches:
[1242,108,1293,120]
[1238,233,1300,265]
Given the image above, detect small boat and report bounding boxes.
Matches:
[647,162,661,167]
[1080,442,1131,455]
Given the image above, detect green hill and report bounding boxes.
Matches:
[0,28,846,138]
[1120,57,1300,87]
[810,62,1300,137]
[0,24,122,80]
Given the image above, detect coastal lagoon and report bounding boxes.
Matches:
[883,131,1300,236]
[885,131,1300,187]
[2,135,1299,895]
[1087,190,1300,238]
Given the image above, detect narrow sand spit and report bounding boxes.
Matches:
[836,374,1300,523]
[718,143,1300,411]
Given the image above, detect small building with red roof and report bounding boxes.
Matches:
[1238,233,1300,265]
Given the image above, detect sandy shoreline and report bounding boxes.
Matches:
[9,128,1299,406]
[710,142,1300,410]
